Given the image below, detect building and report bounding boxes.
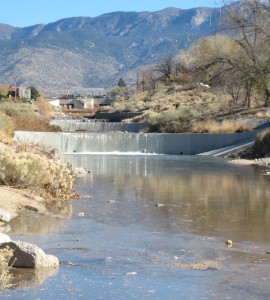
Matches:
[8,86,31,100]
[49,98,95,109]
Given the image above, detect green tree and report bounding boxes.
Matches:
[117,78,127,88]
[29,86,40,100]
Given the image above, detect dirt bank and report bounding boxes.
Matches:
[0,186,49,228]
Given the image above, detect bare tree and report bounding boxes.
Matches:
[156,56,178,83]
[222,0,270,106]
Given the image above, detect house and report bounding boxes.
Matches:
[49,97,94,109]
[7,86,31,100]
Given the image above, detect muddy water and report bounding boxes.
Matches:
[5,155,270,299]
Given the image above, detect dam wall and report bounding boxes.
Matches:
[14,130,259,155]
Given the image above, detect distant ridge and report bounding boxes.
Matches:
[0,6,222,94]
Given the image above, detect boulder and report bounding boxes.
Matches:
[0,233,11,244]
[0,241,59,268]
[0,208,11,223]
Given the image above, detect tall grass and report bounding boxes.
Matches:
[0,113,14,137]
[192,119,253,133]
[0,102,61,133]
[0,247,13,290]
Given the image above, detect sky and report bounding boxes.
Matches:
[1,0,220,28]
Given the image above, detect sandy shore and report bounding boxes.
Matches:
[0,186,48,226]
[229,157,270,167]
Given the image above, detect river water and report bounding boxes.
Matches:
[5,154,270,299]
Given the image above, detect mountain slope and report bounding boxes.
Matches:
[0,6,221,94]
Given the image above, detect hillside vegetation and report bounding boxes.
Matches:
[101,0,270,133]
[102,84,269,133]
[0,99,76,204]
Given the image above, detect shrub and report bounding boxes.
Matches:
[36,98,52,115]
[0,113,14,137]
[149,107,195,132]
[0,102,29,118]
[0,147,74,202]
[192,119,253,133]
[13,114,61,132]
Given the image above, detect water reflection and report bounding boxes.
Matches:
[64,154,270,244]
[9,267,59,290]
[8,201,72,234]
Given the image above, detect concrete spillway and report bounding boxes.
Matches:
[50,120,149,133]
[14,130,259,155]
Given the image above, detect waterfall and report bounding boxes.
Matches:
[14,130,259,155]
[51,120,149,133]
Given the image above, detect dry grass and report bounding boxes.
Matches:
[0,132,13,146]
[0,247,13,290]
[103,83,268,133]
[256,128,270,140]
[168,260,220,271]
[192,119,254,133]
[0,102,61,133]
[255,108,270,119]
[0,147,75,203]
[0,113,14,138]
[13,114,61,132]
[14,141,56,159]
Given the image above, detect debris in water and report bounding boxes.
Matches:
[226,240,233,247]
[155,203,164,207]
[126,272,137,275]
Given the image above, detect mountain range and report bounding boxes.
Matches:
[0,6,223,95]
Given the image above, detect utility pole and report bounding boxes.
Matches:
[15,75,17,102]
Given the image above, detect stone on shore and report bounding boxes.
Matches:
[0,241,59,268]
[0,232,11,243]
[0,208,11,223]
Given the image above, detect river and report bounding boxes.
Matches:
[5,154,270,299]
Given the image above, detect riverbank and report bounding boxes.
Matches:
[229,157,270,168]
[0,186,48,226]
[0,136,76,231]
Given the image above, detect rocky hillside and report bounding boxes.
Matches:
[0,6,222,94]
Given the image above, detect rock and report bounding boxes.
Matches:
[0,233,11,244]
[0,241,59,268]
[0,208,11,223]
[107,200,116,203]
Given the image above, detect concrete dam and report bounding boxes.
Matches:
[14,130,259,155]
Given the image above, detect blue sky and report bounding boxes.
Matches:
[2,0,219,27]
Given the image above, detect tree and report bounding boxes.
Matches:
[117,78,127,88]
[0,87,8,99]
[156,56,179,83]
[29,86,40,100]
[222,0,270,107]
[178,1,270,108]
[140,67,160,91]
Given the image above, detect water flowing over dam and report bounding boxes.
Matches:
[50,120,149,133]
[14,130,258,155]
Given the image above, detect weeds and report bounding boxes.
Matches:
[192,119,253,133]
[0,247,13,290]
